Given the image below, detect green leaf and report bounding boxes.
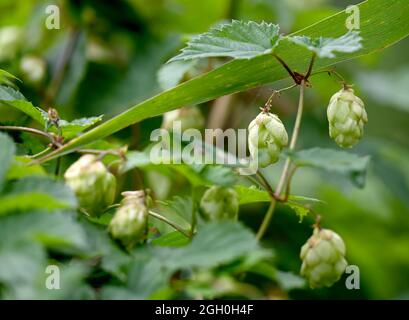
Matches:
[235,185,270,205]
[0,69,19,86]
[286,31,362,58]
[169,20,281,62]
[106,221,261,298]
[0,85,44,123]
[0,211,88,250]
[0,85,102,139]
[235,185,323,205]
[6,156,47,180]
[284,201,310,222]
[173,221,259,269]
[38,0,409,161]
[0,177,77,215]
[287,147,370,188]
[0,132,15,192]
[151,231,190,247]
[38,108,103,139]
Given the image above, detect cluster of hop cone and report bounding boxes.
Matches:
[63,85,367,289]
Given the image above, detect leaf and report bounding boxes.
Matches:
[0,211,88,251]
[235,185,323,205]
[286,31,362,58]
[0,133,15,192]
[0,177,77,215]
[235,185,270,204]
[0,69,19,86]
[107,221,261,298]
[38,0,409,161]
[0,85,102,139]
[171,221,259,269]
[287,148,371,188]
[0,85,44,123]
[169,20,281,62]
[284,202,310,222]
[38,108,103,139]
[151,231,190,247]
[6,156,47,180]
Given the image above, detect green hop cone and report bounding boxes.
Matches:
[327,87,368,148]
[64,154,116,217]
[200,186,239,221]
[162,106,205,132]
[248,112,288,168]
[300,228,348,289]
[109,191,148,248]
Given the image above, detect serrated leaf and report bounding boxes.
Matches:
[0,133,15,192]
[286,31,362,58]
[284,201,310,222]
[109,221,261,298]
[288,148,370,188]
[169,20,280,62]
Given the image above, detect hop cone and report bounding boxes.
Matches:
[200,186,239,221]
[300,228,348,288]
[109,191,148,248]
[248,112,288,168]
[64,154,116,217]
[162,106,205,131]
[327,87,368,148]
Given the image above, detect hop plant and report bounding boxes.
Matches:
[109,190,149,248]
[300,227,348,288]
[64,154,116,217]
[327,86,368,148]
[200,186,239,221]
[162,106,205,132]
[248,112,288,168]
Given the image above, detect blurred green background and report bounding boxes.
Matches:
[0,0,408,299]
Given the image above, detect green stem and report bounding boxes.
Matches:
[256,80,306,241]
[256,200,276,241]
[148,210,191,238]
[275,80,305,197]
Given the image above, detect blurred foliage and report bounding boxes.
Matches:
[0,0,408,300]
